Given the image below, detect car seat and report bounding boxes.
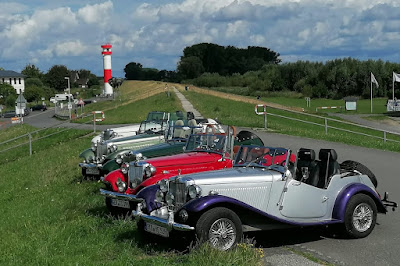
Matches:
[296,148,320,186]
[317,149,340,188]
[187,119,200,136]
[173,120,185,139]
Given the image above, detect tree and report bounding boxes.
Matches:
[24,86,44,103]
[87,73,100,87]
[124,62,143,80]
[45,65,69,91]
[177,56,205,79]
[22,64,43,79]
[0,83,17,107]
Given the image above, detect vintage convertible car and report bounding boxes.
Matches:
[100,129,266,214]
[79,111,193,177]
[80,111,188,162]
[128,146,397,250]
[100,119,225,176]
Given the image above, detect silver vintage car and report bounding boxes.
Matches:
[129,146,397,250]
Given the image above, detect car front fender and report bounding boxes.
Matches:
[183,195,252,214]
[102,160,119,175]
[332,183,387,221]
[136,184,161,212]
[79,148,95,160]
[105,149,130,161]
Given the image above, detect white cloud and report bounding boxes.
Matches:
[77,1,113,25]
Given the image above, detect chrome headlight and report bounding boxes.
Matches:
[121,163,129,174]
[155,190,164,202]
[166,192,175,205]
[135,152,144,160]
[112,144,118,152]
[144,164,156,178]
[188,185,202,199]
[159,179,169,192]
[116,178,126,193]
[91,143,97,151]
[116,154,123,164]
[131,178,141,188]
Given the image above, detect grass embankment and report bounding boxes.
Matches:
[74,81,183,125]
[179,89,400,153]
[0,124,91,165]
[206,86,388,114]
[0,130,264,265]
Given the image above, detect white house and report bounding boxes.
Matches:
[0,70,25,94]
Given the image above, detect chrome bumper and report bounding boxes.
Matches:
[99,189,144,202]
[79,162,102,169]
[133,204,194,232]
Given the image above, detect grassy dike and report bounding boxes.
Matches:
[180,89,400,153]
[0,131,263,264]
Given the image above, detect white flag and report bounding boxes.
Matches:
[371,73,379,87]
[393,72,400,82]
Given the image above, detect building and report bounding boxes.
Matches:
[0,70,25,94]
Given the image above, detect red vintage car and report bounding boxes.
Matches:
[100,129,265,214]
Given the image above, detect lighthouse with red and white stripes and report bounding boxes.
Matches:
[101,43,113,95]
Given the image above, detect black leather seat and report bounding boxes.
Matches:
[317,149,340,188]
[296,148,320,186]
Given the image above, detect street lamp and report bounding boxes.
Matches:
[65,77,71,119]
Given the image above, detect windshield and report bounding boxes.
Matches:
[146,111,167,121]
[137,120,166,134]
[234,145,291,167]
[185,134,227,154]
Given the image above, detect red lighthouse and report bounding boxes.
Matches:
[101,43,113,95]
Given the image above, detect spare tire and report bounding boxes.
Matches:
[340,160,378,188]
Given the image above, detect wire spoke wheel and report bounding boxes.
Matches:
[352,203,373,232]
[208,218,237,250]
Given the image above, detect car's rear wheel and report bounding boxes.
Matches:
[340,160,378,187]
[195,207,242,250]
[343,194,377,238]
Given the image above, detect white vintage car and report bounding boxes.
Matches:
[130,146,397,250]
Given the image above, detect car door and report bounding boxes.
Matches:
[279,179,328,218]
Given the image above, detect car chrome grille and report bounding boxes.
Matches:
[128,165,144,188]
[96,144,107,160]
[170,182,187,208]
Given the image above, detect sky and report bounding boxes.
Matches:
[1,0,400,78]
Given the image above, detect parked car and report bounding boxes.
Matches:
[100,128,266,214]
[79,111,194,177]
[2,110,16,118]
[100,118,225,176]
[126,147,397,250]
[31,104,47,111]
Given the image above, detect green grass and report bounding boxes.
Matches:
[0,131,263,265]
[74,92,183,125]
[181,90,400,153]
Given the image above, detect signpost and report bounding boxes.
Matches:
[92,111,105,133]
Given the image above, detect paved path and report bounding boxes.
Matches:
[329,113,400,134]
[172,87,203,119]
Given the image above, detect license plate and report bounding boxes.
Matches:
[111,199,130,209]
[86,167,100,175]
[145,222,169,237]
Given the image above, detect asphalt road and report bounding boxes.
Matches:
[248,129,400,266]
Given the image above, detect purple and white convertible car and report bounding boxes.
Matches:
[127,146,397,250]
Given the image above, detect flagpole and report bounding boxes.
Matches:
[371,73,373,113]
[393,72,395,101]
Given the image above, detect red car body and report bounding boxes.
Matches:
[101,129,267,212]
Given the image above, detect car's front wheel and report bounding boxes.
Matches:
[343,194,377,238]
[195,207,242,250]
